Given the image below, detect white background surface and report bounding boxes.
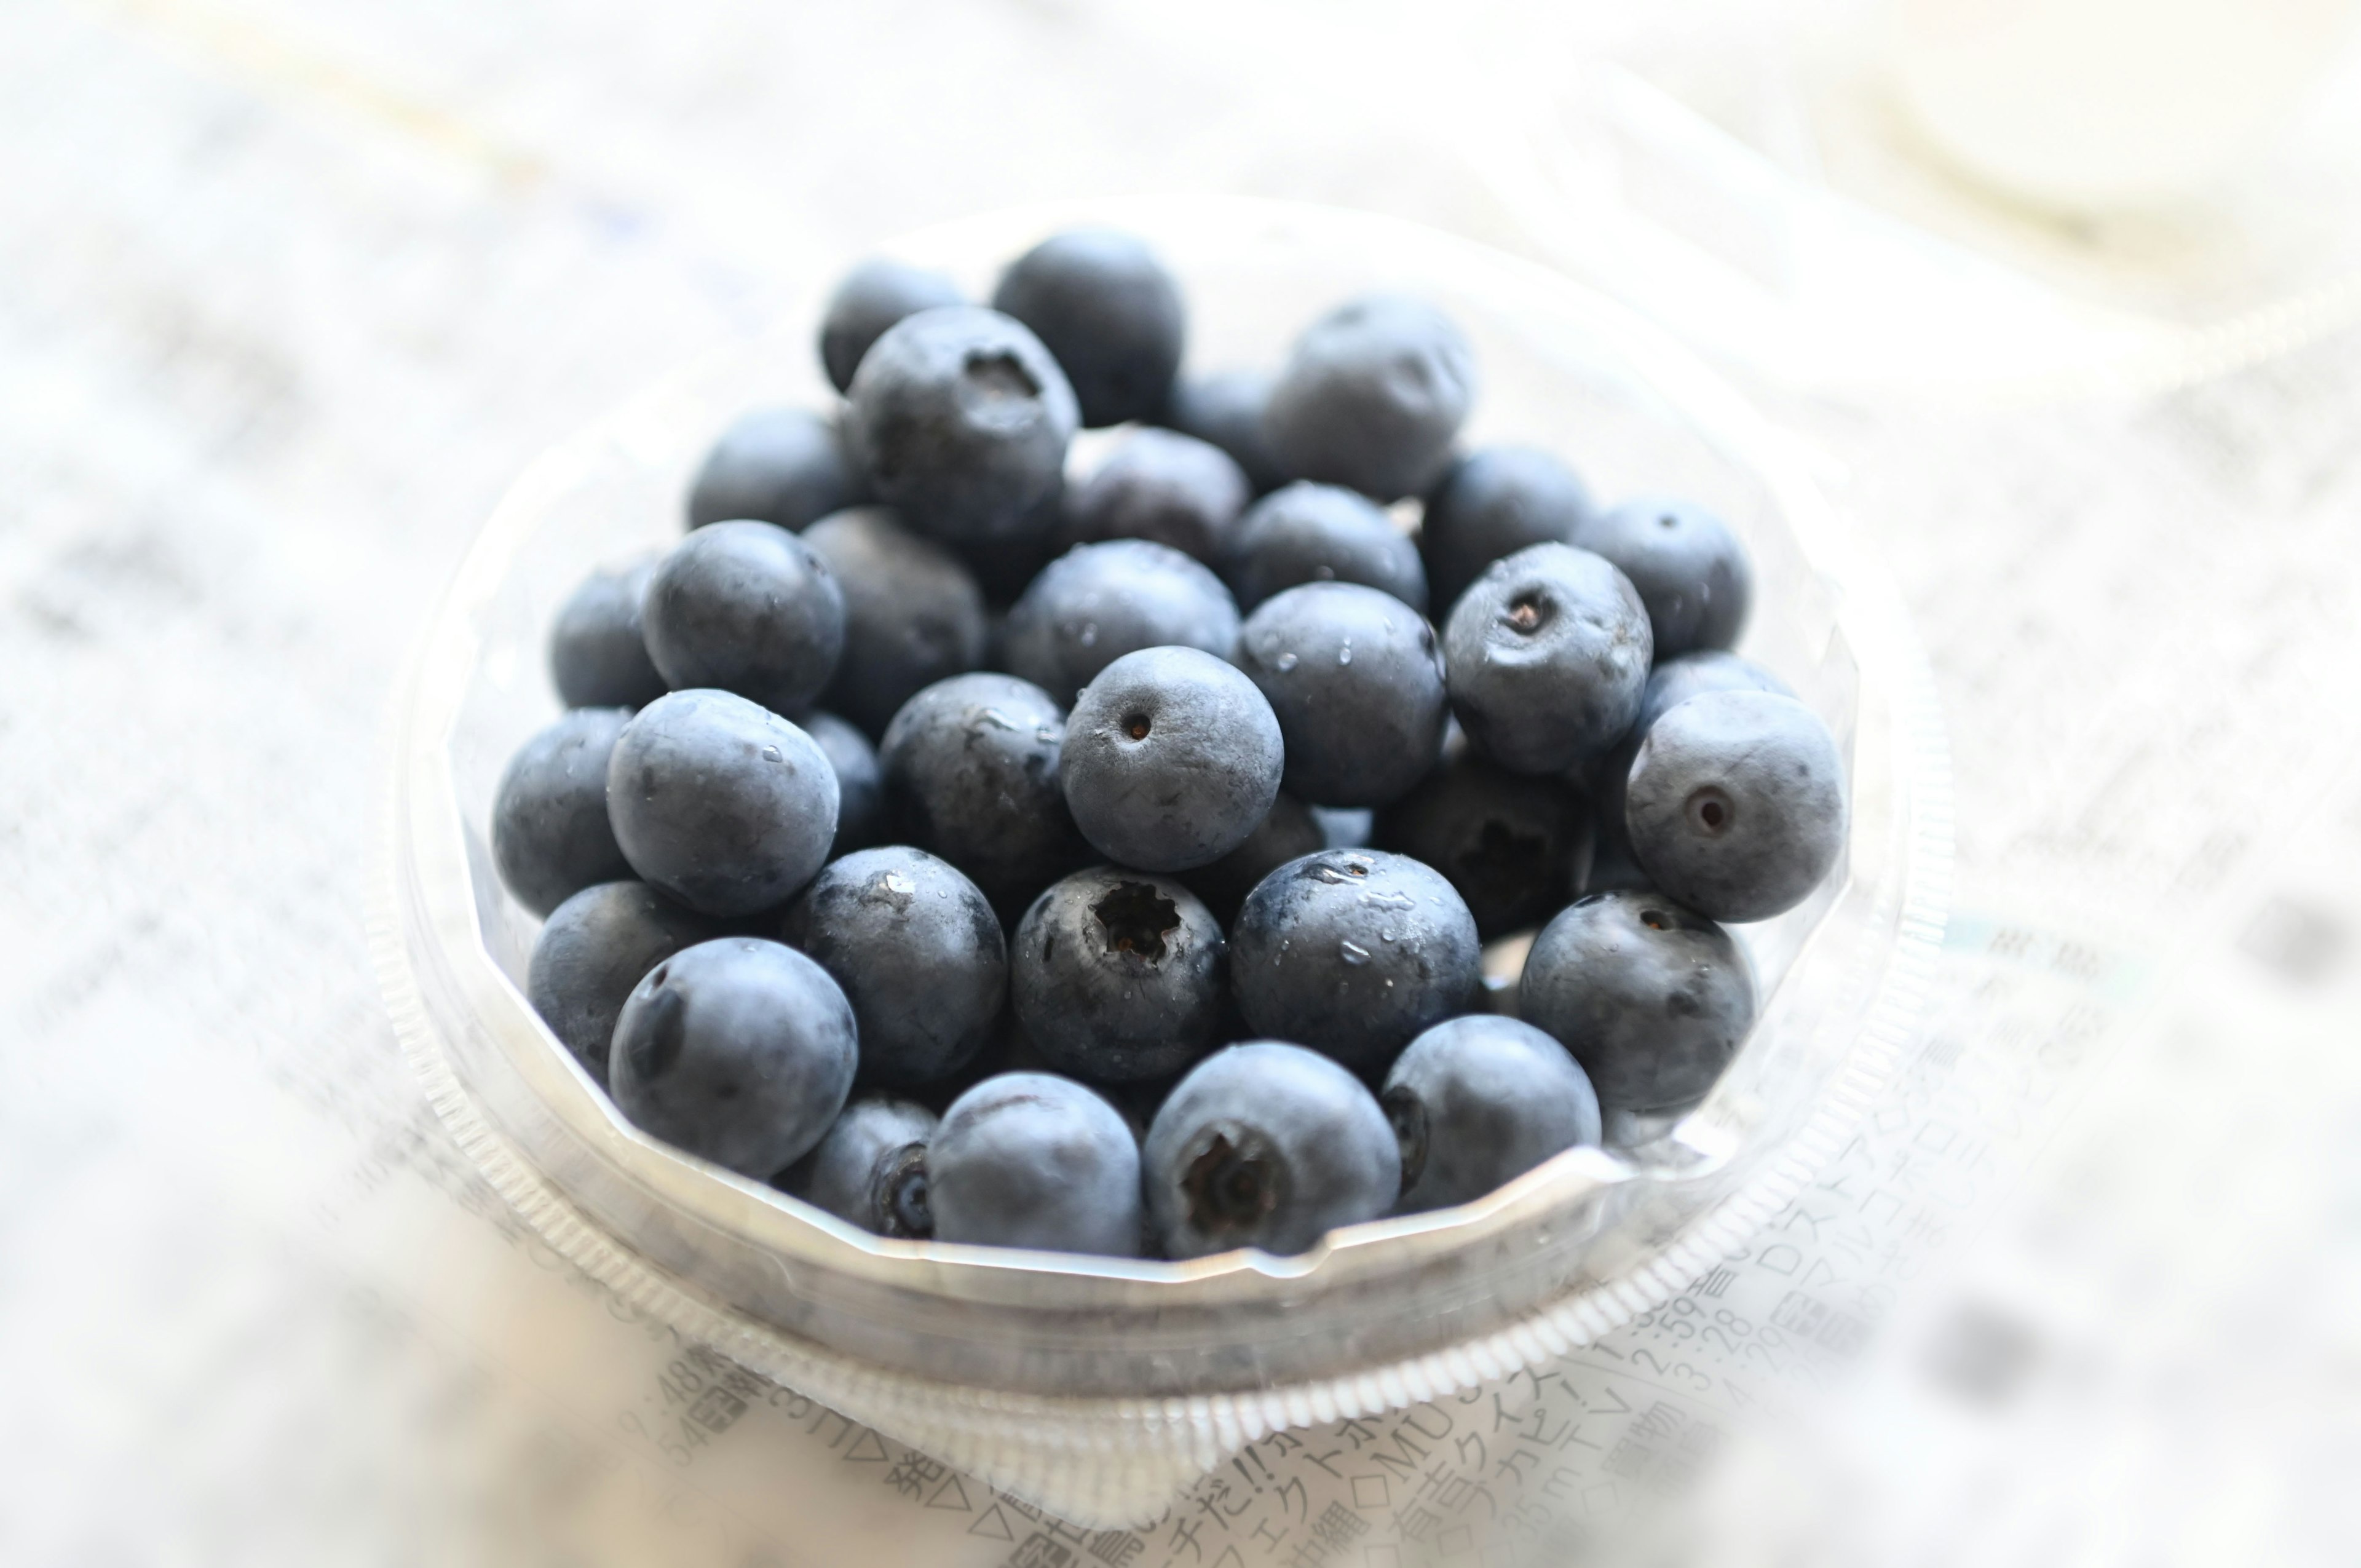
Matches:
[4,2,2358,1563]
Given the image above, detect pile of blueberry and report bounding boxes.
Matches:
[495,229,1847,1262]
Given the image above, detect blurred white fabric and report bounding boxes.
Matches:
[2,2,2357,1564]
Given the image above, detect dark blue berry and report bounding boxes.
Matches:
[1002,539,1241,706]
[549,556,666,710]
[1236,582,1448,809]
[527,880,719,1088]
[1059,646,1284,873]
[492,707,633,917]
[1066,427,1251,567]
[609,936,857,1177]
[686,407,863,532]
[819,258,965,394]
[1160,368,1291,494]
[1264,295,1474,501]
[776,1095,938,1237]
[1443,543,1650,774]
[1176,791,1324,926]
[777,846,1006,1089]
[927,1072,1144,1256]
[1420,446,1594,616]
[1224,481,1426,613]
[1144,1042,1398,1257]
[1229,849,1481,1075]
[1588,652,1795,891]
[1575,497,1751,657]
[801,507,986,738]
[1624,690,1845,922]
[643,521,846,717]
[606,690,839,917]
[1011,867,1226,1083]
[1372,735,1592,940]
[992,229,1185,428]
[1382,1015,1600,1212]
[799,710,882,859]
[846,306,1077,544]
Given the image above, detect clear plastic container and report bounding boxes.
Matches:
[372,195,1952,1526]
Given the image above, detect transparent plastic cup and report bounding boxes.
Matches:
[373,196,1951,1526]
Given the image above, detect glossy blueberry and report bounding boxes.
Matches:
[845,306,1078,544]
[1575,496,1751,657]
[949,482,1067,608]
[1176,791,1324,926]
[1060,646,1284,873]
[991,228,1185,428]
[776,1095,938,1237]
[1588,652,1795,889]
[1237,582,1448,809]
[801,507,987,737]
[1230,849,1482,1075]
[609,936,857,1177]
[877,673,1089,920]
[1519,890,1754,1117]
[1383,1015,1600,1212]
[686,406,863,532]
[1420,446,1594,616]
[1264,295,1474,501]
[1002,539,1241,705]
[800,710,882,859]
[1224,481,1426,613]
[1624,690,1845,923]
[1011,867,1226,1083]
[492,707,633,917]
[1443,543,1651,775]
[1144,1042,1399,1258]
[777,846,1006,1089]
[643,521,846,717]
[606,689,839,917]
[549,556,666,710]
[1066,427,1251,566]
[818,258,965,394]
[1372,736,1594,940]
[1160,368,1291,494]
[927,1072,1144,1256]
[527,880,719,1088]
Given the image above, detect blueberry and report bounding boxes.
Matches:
[1624,690,1845,923]
[949,487,1068,609]
[1372,735,1593,940]
[818,258,965,394]
[1060,646,1284,873]
[1574,497,1751,657]
[1143,1042,1399,1258]
[1383,1015,1601,1212]
[606,690,839,917]
[1588,652,1795,890]
[992,228,1185,428]
[1066,428,1251,567]
[1224,481,1427,614]
[1237,582,1448,809]
[1002,539,1241,705]
[927,1072,1143,1256]
[1519,890,1754,1117]
[549,557,667,710]
[527,880,719,1088]
[1420,446,1594,616]
[877,673,1089,920]
[1443,543,1651,775]
[777,846,1006,1089]
[1176,791,1324,925]
[643,521,846,717]
[1264,295,1474,501]
[1159,368,1291,494]
[776,1095,938,1237]
[799,710,882,859]
[1230,849,1481,1075]
[1011,867,1226,1083]
[801,507,987,737]
[492,707,634,916]
[845,306,1078,544]
[609,936,858,1177]
[686,407,863,532]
